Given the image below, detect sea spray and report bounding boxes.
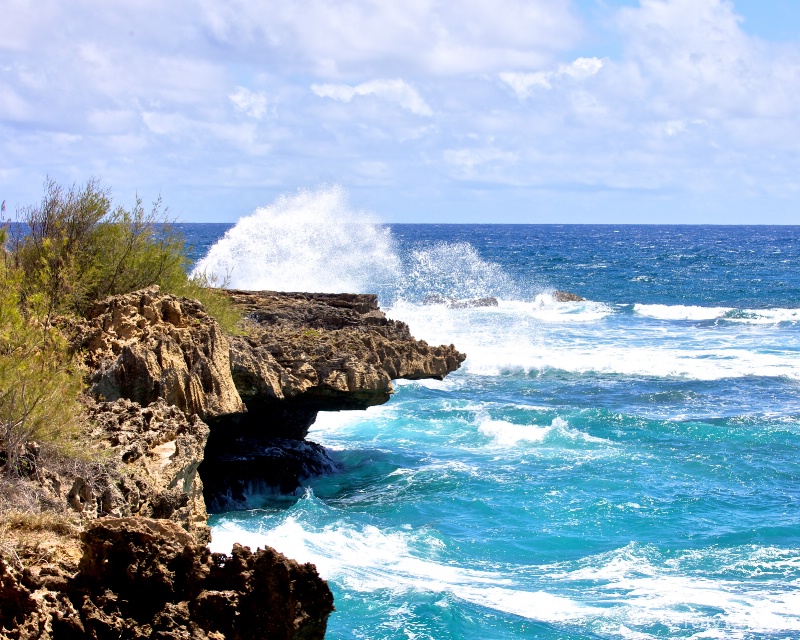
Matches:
[193,187,531,306]
[192,185,400,294]
[394,241,517,303]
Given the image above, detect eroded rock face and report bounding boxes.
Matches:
[197,291,465,507]
[72,286,244,420]
[83,398,211,543]
[0,518,334,640]
[226,291,465,431]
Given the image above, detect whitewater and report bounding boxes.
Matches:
[188,188,800,639]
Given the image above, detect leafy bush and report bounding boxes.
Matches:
[12,178,189,316]
[9,177,241,331]
[0,234,83,478]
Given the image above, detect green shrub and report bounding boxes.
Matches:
[12,178,189,316]
[0,245,83,478]
[176,274,243,334]
[9,177,242,331]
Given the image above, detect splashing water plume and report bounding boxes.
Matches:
[396,241,517,303]
[192,186,399,293]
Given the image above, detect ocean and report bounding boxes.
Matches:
[182,200,800,639]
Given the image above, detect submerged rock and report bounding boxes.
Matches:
[203,438,337,511]
[551,290,584,302]
[423,294,499,308]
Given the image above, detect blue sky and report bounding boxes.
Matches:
[1,0,800,223]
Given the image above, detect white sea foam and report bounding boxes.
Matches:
[211,515,603,624]
[525,294,613,323]
[212,516,800,636]
[192,185,399,293]
[634,304,732,321]
[384,299,800,381]
[635,303,800,325]
[478,416,609,447]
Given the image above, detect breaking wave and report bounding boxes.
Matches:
[192,185,399,294]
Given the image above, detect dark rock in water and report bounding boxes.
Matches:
[202,434,338,512]
[449,296,498,308]
[552,290,584,302]
[423,294,499,308]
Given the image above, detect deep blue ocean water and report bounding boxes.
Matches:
[184,219,800,639]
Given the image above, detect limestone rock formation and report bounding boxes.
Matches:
[0,518,333,640]
[226,290,465,430]
[72,286,244,420]
[82,398,211,543]
[201,291,466,506]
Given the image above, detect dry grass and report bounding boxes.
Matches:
[0,500,82,569]
[0,437,112,569]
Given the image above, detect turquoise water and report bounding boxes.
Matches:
[193,222,800,639]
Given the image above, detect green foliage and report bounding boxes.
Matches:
[177,274,243,334]
[12,178,188,315]
[9,177,241,331]
[0,258,83,478]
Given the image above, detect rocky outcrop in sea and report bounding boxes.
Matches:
[1,287,464,639]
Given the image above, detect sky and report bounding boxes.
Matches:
[1,0,800,224]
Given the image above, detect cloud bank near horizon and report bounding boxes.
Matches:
[1,0,800,222]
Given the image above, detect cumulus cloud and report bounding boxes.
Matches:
[500,57,604,97]
[617,0,800,119]
[229,87,270,119]
[2,0,800,222]
[198,0,581,76]
[311,79,433,116]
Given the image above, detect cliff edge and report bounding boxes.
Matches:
[1,287,464,639]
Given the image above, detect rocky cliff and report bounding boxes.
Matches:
[1,518,333,639]
[74,287,244,420]
[203,290,465,508]
[2,286,464,639]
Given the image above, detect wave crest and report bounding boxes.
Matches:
[192,185,399,294]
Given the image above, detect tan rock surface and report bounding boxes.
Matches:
[227,290,466,411]
[1,518,333,640]
[72,286,244,420]
[83,398,211,543]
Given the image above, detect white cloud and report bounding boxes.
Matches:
[500,57,604,97]
[617,0,800,119]
[229,87,270,119]
[3,0,800,222]
[198,0,581,76]
[443,147,518,170]
[312,79,433,116]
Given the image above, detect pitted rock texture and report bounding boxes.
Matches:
[81,398,211,543]
[72,286,244,420]
[226,291,465,430]
[0,518,334,640]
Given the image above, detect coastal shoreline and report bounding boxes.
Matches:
[0,287,464,639]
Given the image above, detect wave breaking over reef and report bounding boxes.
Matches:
[192,185,400,294]
[193,187,521,306]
